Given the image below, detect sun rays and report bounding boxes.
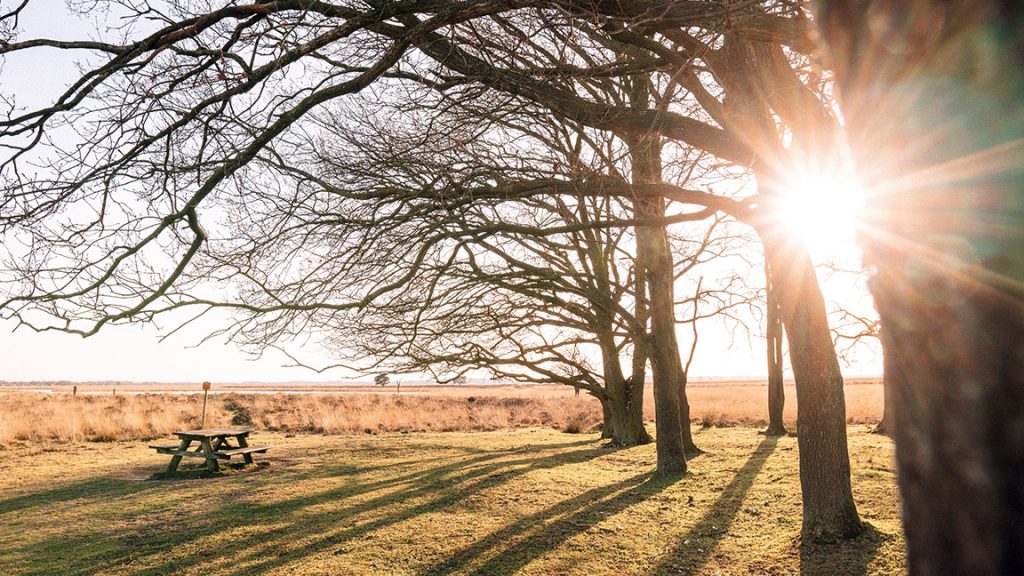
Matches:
[769,163,866,261]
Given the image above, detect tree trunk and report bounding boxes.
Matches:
[599,332,651,447]
[712,34,860,541]
[625,373,647,440]
[816,2,1024,572]
[605,378,652,446]
[872,354,893,436]
[627,234,652,445]
[765,262,788,436]
[622,72,689,472]
[600,398,615,440]
[760,218,863,542]
[634,194,687,473]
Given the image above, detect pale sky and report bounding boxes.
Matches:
[0,3,882,384]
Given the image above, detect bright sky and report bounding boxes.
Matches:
[0,4,882,383]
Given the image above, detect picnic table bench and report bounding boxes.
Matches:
[150,428,270,474]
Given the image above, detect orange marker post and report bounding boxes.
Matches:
[201,381,211,428]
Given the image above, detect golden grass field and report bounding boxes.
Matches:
[0,379,884,444]
[0,426,904,576]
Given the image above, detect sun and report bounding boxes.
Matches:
[774,167,866,260]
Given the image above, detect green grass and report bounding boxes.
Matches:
[0,426,904,575]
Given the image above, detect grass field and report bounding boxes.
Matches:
[0,379,884,444]
[0,426,904,576]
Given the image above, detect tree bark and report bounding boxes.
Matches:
[599,332,651,447]
[605,378,652,446]
[634,193,687,474]
[816,2,1024,572]
[765,262,788,436]
[759,212,863,542]
[600,397,615,440]
[625,74,690,473]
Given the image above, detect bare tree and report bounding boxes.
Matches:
[0,0,862,540]
[269,81,757,449]
[827,286,887,435]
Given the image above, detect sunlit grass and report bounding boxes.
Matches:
[0,427,905,576]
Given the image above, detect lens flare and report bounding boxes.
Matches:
[774,168,865,259]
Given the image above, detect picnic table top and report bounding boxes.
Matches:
[174,428,253,438]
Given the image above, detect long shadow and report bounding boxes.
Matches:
[0,477,162,516]
[0,441,535,523]
[13,437,614,576]
[5,438,602,576]
[647,436,779,575]
[207,443,618,576]
[799,524,887,576]
[446,472,681,576]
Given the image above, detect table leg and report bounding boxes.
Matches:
[167,438,192,474]
[236,434,254,464]
[200,438,219,473]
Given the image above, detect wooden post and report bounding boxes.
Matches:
[201,381,211,428]
[72,385,77,397]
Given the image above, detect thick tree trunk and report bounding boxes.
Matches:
[817,2,1024,572]
[630,131,688,472]
[625,373,647,439]
[765,262,788,436]
[623,72,688,472]
[605,379,651,446]
[760,219,863,542]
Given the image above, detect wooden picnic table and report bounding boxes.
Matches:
[150,427,271,474]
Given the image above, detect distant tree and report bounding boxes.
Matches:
[830,306,888,435]
[764,263,787,436]
[451,375,468,386]
[373,374,390,388]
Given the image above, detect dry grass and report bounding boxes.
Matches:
[686,380,884,428]
[0,427,905,576]
[0,379,884,445]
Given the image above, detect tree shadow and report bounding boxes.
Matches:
[799,523,887,576]
[418,471,680,575]
[647,436,779,575]
[0,440,556,517]
[0,477,161,516]
[205,442,620,576]
[6,436,616,576]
